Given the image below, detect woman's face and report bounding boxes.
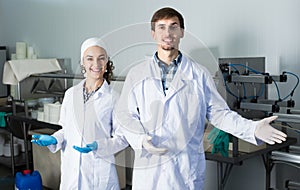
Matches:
[82,46,108,80]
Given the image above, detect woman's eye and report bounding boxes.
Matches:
[98,57,106,61]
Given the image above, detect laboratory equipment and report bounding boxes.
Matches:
[217,57,300,189]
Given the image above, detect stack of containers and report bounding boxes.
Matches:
[12,42,37,60]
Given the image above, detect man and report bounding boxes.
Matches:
[115,7,287,190]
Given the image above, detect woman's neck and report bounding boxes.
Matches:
[85,78,104,93]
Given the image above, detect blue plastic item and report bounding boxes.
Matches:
[0,112,11,127]
[0,112,5,127]
[207,127,230,157]
[15,170,42,190]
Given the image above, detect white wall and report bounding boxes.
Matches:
[1,0,299,189]
[1,0,299,103]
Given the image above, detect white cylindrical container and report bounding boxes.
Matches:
[16,42,27,59]
[43,104,50,123]
[3,143,19,157]
[37,111,44,122]
[27,46,34,59]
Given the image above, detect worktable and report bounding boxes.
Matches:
[205,136,297,190]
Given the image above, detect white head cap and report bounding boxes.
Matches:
[80,37,108,64]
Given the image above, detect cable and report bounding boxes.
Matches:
[227,64,300,102]
[226,63,267,100]
[281,71,300,101]
[271,79,281,101]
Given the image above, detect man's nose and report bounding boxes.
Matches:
[163,27,172,36]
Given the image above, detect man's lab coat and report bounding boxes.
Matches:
[115,55,260,190]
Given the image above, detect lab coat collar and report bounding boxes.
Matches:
[165,56,196,100]
[93,80,110,99]
[154,51,182,66]
[148,54,194,99]
[71,79,110,132]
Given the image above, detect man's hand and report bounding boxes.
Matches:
[255,116,287,145]
[142,136,168,155]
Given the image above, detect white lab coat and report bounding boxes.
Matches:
[115,54,260,190]
[48,80,128,190]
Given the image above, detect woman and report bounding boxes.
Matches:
[32,37,128,189]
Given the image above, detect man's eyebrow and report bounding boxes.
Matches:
[156,22,179,27]
[157,23,166,27]
[171,22,179,25]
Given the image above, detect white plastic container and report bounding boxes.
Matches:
[37,111,44,122]
[16,42,27,59]
[48,103,61,124]
[3,143,19,157]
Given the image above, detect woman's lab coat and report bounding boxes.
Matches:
[48,80,128,190]
[115,55,260,190]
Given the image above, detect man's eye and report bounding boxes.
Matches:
[158,26,165,30]
[170,25,179,30]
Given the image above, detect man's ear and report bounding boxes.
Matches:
[151,30,156,40]
[180,28,184,38]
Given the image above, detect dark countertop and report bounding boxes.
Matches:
[205,137,297,165]
[6,114,62,131]
[0,105,12,113]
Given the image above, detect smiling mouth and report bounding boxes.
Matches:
[90,67,103,72]
[162,39,173,44]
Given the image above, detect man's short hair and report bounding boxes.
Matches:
[151,7,185,31]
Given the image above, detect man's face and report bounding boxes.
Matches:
[151,17,184,51]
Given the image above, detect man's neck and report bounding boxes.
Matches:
[157,48,179,65]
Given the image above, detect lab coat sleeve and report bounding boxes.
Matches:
[204,71,260,145]
[48,129,65,153]
[114,70,148,156]
[47,90,68,153]
[93,109,129,157]
[93,134,128,157]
